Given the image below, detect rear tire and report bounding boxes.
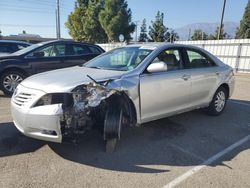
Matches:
[0,70,26,96]
[206,87,228,116]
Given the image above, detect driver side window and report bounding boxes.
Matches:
[151,49,181,71]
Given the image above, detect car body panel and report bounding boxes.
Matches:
[140,69,191,123]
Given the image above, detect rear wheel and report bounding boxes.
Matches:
[0,71,26,96]
[206,87,228,116]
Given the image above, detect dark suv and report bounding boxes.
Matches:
[0,40,105,95]
[0,40,30,55]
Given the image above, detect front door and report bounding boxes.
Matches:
[139,48,191,123]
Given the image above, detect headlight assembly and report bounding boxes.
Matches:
[34,93,73,108]
[35,94,52,106]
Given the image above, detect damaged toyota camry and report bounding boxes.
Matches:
[11,44,235,151]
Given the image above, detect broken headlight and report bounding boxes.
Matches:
[35,94,52,106]
[34,93,73,107]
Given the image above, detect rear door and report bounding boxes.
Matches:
[139,48,191,123]
[182,48,221,107]
[62,44,102,67]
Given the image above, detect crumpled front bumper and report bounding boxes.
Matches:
[11,84,63,143]
[11,102,63,143]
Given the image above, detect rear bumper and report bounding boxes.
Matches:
[11,102,63,143]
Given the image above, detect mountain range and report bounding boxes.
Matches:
[174,22,239,40]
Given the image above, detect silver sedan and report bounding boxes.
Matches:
[11,44,235,151]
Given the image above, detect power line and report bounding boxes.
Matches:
[0,3,72,12]
[0,8,54,14]
[0,24,56,28]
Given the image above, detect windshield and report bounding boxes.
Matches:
[85,47,153,71]
[12,42,46,55]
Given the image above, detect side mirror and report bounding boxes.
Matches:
[33,51,45,57]
[147,61,167,73]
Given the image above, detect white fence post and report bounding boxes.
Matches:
[235,43,242,72]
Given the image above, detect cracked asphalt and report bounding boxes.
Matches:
[0,73,250,188]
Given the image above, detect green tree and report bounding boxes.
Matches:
[213,24,228,40]
[208,24,228,40]
[65,0,108,43]
[236,0,250,39]
[99,0,135,42]
[138,19,148,42]
[191,29,208,40]
[165,29,179,42]
[149,11,167,42]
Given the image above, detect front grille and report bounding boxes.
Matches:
[13,92,35,106]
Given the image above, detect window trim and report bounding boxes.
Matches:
[183,48,217,69]
[142,47,185,75]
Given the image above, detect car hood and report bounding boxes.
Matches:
[0,54,19,60]
[21,66,125,93]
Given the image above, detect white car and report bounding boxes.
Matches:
[11,44,235,151]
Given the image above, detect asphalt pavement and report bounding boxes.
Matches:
[0,73,249,188]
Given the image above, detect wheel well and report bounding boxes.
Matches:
[219,83,229,98]
[1,67,28,77]
[107,92,137,126]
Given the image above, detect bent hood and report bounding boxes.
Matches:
[21,66,125,93]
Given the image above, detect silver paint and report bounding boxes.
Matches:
[11,43,235,143]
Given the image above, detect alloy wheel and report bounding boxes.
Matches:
[214,91,226,112]
[3,74,23,92]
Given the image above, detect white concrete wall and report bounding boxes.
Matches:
[98,39,250,72]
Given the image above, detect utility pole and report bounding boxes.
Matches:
[218,0,226,40]
[56,0,61,39]
[188,28,191,40]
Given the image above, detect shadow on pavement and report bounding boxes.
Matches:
[0,99,249,173]
[0,122,45,157]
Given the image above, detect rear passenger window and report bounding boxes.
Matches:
[186,50,215,68]
[55,44,66,56]
[71,45,91,55]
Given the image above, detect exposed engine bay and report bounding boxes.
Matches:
[59,79,136,145]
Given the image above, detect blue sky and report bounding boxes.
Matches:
[0,0,248,38]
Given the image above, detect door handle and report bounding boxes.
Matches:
[182,74,191,81]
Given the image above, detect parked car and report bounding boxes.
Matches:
[0,40,105,95]
[0,40,30,56]
[11,44,235,151]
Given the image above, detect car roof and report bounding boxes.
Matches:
[38,39,98,46]
[126,43,204,50]
[0,40,31,45]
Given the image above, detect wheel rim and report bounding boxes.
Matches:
[215,91,226,112]
[3,74,23,92]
